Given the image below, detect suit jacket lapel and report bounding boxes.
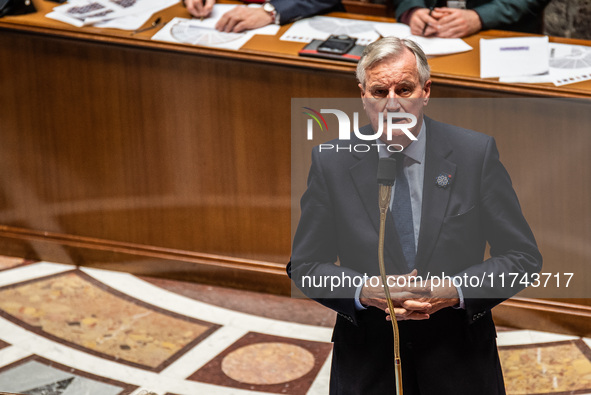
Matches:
[415,117,456,273]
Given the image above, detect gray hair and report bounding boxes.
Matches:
[356,37,431,89]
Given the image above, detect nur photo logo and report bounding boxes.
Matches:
[302,107,418,142]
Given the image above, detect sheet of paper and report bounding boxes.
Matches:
[498,43,591,86]
[372,22,411,38]
[406,35,472,56]
[46,0,178,28]
[280,16,380,46]
[548,43,591,86]
[480,36,549,79]
[152,17,264,50]
[373,23,472,56]
[94,9,154,29]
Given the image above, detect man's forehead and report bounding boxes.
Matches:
[365,62,419,85]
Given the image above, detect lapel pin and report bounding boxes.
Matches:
[436,172,452,188]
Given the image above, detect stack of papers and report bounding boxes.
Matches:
[46,0,178,30]
[280,17,473,57]
[480,37,591,86]
[280,16,381,46]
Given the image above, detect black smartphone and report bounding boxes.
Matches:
[317,35,357,55]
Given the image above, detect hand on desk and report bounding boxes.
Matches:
[409,8,439,37]
[410,7,482,38]
[216,6,274,33]
[185,0,215,18]
[432,7,482,38]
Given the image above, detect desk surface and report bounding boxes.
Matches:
[3,0,591,98]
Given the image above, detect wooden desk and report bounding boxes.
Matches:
[1,0,590,335]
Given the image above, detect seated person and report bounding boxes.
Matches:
[394,0,551,38]
[185,0,344,33]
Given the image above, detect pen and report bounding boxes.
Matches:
[131,17,162,35]
[200,0,205,21]
[421,6,434,36]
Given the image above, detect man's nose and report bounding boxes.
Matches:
[385,92,401,111]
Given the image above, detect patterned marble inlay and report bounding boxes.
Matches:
[500,339,591,394]
[189,332,332,395]
[0,339,9,350]
[0,271,219,371]
[221,342,315,385]
[0,355,137,394]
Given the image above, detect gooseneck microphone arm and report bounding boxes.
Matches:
[377,157,403,395]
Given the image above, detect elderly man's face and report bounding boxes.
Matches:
[359,49,431,148]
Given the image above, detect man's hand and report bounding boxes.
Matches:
[185,0,215,19]
[408,8,439,37]
[385,278,460,320]
[360,270,432,321]
[430,7,482,38]
[215,6,274,33]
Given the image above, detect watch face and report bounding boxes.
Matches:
[263,2,275,12]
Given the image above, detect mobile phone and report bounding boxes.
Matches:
[317,35,357,55]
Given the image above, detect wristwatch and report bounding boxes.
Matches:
[262,1,280,24]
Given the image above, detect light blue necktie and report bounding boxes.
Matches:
[392,152,416,270]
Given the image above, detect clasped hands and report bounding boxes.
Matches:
[185,0,274,33]
[409,7,482,38]
[359,270,460,321]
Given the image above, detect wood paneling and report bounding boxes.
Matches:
[0,29,360,282]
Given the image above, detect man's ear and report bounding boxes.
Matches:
[423,79,432,105]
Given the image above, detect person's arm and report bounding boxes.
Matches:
[471,0,551,31]
[216,0,342,33]
[383,136,542,322]
[453,136,542,322]
[288,147,367,325]
[394,0,428,20]
[271,0,343,25]
[216,6,274,33]
[429,7,482,38]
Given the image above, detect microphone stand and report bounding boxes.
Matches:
[377,157,403,395]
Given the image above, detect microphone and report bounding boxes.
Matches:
[376,156,403,395]
[377,157,397,186]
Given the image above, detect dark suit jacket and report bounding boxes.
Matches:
[288,117,542,394]
[272,0,344,25]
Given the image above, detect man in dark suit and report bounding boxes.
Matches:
[288,37,542,394]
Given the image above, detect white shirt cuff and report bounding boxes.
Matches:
[354,283,367,310]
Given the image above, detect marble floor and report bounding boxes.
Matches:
[0,255,589,395]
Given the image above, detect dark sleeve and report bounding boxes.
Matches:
[394,0,428,20]
[288,147,366,326]
[472,0,551,30]
[458,137,542,322]
[271,0,344,25]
